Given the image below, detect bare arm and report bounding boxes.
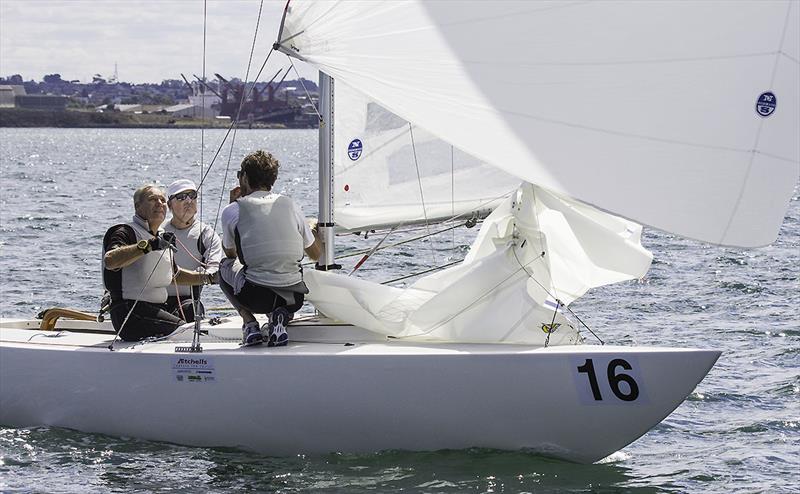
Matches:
[174,268,214,286]
[304,226,322,262]
[201,227,224,274]
[104,243,147,271]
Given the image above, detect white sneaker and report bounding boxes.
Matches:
[241,321,263,347]
[265,307,290,347]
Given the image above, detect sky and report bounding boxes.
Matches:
[0,0,317,83]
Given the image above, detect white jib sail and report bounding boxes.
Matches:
[277,0,800,247]
[305,182,652,344]
[333,78,520,232]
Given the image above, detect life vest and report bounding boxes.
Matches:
[164,221,211,298]
[235,193,304,287]
[103,216,174,303]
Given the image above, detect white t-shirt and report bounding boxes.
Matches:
[221,190,315,251]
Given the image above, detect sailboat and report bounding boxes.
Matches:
[1,1,797,464]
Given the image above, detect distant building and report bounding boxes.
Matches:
[166,103,217,118]
[14,94,67,111]
[188,93,221,109]
[165,103,197,118]
[0,85,27,108]
[114,104,142,112]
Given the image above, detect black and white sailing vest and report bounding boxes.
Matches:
[235,193,304,287]
[104,216,174,303]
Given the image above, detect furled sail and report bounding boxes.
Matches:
[276,0,799,247]
[305,182,652,344]
[333,78,520,232]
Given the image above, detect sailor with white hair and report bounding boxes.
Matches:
[163,179,223,322]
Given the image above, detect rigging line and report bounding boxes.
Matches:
[410,123,436,265]
[216,0,267,218]
[288,56,322,122]
[527,187,557,301]
[211,48,275,231]
[392,249,546,339]
[544,298,559,348]
[172,235,209,267]
[337,213,477,238]
[108,247,173,350]
[345,221,467,258]
[197,54,275,191]
[451,145,455,252]
[301,220,470,267]
[197,3,272,191]
[563,305,604,345]
[380,258,464,285]
[333,186,513,237]
[509,242,602,344]
[200,0,207,227]
[717,0,795,245]
[349,224,401,276]
[172,275,188,323]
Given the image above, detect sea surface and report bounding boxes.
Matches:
[0,128,797,493]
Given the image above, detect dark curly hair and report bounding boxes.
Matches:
[241,150,280,190]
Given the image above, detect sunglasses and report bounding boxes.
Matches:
[237,170,244,179]
[172,190,197,202]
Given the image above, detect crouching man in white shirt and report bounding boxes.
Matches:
[219,150,321,347]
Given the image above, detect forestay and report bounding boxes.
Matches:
[276,0,800,247]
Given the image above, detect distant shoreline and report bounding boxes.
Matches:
[0,108,315,129]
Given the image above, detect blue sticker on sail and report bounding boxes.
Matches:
[756,92,776,117]
[348,139,363,161]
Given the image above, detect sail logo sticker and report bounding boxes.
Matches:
[756,92,776,117]
[348,139,363,160]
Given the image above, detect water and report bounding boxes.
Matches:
[1,128,798,493]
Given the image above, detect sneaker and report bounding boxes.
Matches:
[264,307,290,347]
[241,321,263,347]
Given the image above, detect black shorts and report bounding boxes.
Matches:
[110,299,185,342]
[220,277,304,316]
[164,296,205,323]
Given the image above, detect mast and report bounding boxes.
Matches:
[317,71,338,270]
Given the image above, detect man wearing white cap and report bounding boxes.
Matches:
[164,179,223,322]
[103,184,214,342]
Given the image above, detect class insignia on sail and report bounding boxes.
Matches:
[756,91,777,117]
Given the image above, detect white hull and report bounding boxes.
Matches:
[0,317,719,463]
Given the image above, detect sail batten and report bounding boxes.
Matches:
[277,0,799,247]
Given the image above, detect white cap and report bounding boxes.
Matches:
[167,179,197,199]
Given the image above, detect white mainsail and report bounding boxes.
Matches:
[277,0,800,247]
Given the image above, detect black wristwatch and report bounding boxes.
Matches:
[136,239,151,254]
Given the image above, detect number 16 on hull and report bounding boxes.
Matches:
[573,355,649,405]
